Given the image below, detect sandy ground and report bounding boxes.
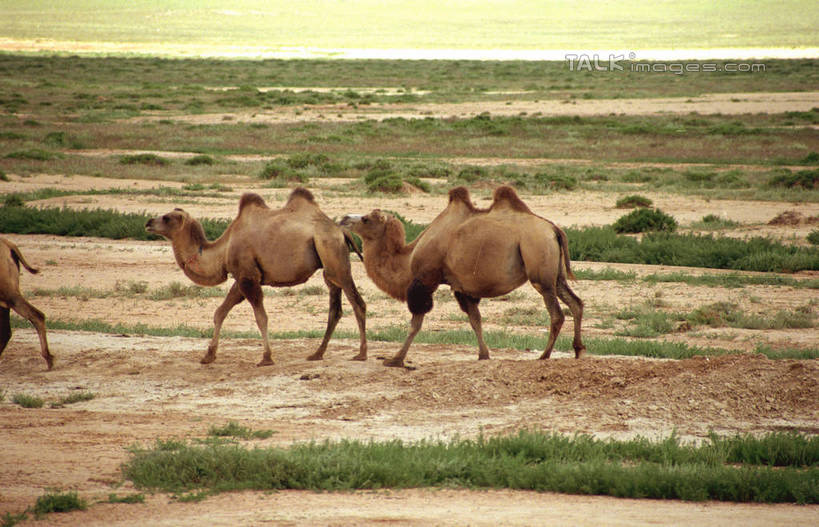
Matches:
[2,85,819,523]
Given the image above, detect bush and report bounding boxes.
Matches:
[0,169,7,181]
[258,159,307,183]
[808,229,819,245]
[533,172,577,191]
[454,165,489,183]
[364,168,404,193]
[613,208,678,233]
[800,152,819,165]
[12,393,44,408]
[119,153,170,166]
[615,195,653,209]
[184,154,214,166]
[767,169,818,189]
[5,149,61,161]
[33,490,86,514]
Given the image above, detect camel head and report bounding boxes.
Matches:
[145,208,197,241]
[340,210,406,253]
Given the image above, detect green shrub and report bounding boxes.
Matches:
[258,159,307,183]
[693,214,740,229]
[533,172,577,191]
[5,149,61,160]
[0,169,7,182]
[209,421,275,440]
[454,165,489,183]
[767,169,818,189]
[364,169,404,192]
[119,153,170,166]
[2,194,24,207]
[615,195,653,208]
[184,154,215,166]
[12,393,44,408]
[107,493,145,504]
[808,229,819,245]
[800,152,819,165]
[33,491,86,514]
[613,208,678,233]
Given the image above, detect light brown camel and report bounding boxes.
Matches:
[0,238,53,369]
[146,188,367,366]
[342,185,584,367]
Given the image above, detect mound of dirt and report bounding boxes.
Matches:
[769,210,819,225]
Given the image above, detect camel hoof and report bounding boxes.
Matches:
[256,358,275,367]
[478,354,490,361]
[44,356,54,370]
[383,358,404,368]
[306,353,324,361]
[351,353,367,361]
[574,348,586,359]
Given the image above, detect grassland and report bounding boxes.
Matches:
[1,1,817,52]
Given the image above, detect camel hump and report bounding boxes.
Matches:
[448,186,481,212]
[238,192,268,211]
[492,185,532,213]
[287,187,316,204]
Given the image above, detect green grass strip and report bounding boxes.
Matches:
[123,431,818,503]
[12,316,818,360]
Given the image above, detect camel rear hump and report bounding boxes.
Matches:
[238,192,268,212]
[491,186,532,214]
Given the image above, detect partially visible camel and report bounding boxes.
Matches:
[342,186,584,367]
[146,188,367,366]
[0,238,53,369]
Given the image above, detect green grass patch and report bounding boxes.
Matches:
[11,393,44,408]
[209,421,275,440]
[33,490,86,515]
[120,153,170,166]
[123,431,819,503]
[50,391,96,408]
[615,195,653,208]
[11,315,819,360]
[613,208,678,233]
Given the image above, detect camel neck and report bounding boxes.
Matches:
[362,238,412,301]
[171,234,228,287]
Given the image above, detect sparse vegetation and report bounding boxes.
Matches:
[615,195,653,209]
[208,421,275,440]
[12,393,44,409]
[119,153,170,166]
[33,490,87,515]
[123,431,819,503]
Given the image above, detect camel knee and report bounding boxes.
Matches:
[407,278,434,315]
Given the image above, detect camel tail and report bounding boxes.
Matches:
[344,231,364,262]
[554,226,575,281]
[8,242,39,274]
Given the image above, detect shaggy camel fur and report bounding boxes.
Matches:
[146,188,367,366]
[0,238,53,369]
[342,186,584,367]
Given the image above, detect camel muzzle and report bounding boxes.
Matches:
[339,214,362,227]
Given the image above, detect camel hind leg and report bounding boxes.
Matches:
[454,291,490,360]
[531,282,564,360]
[0,307,10,358]
[307,278,343,361]
[7,297,53,370]
[342,279,367,361]
[557,276,585,358]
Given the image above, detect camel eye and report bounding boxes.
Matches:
[162,215,170,222]
[362,217,369,224]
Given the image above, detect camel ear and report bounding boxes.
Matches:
[384,217,406,253]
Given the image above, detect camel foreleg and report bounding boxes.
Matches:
[203,281,244,364]
[454,291,490,360]
[386,313,425,367]
[238,278,274,367]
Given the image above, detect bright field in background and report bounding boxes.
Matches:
[0,0,817,58]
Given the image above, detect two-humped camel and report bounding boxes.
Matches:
[342,185,584,367]
[0,238,53,369]
[146,188,367,366]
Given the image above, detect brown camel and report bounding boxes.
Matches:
[146,188,367,366]
[342,185,584,367]
[0,238,53,369]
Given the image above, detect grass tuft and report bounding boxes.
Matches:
[12,393,44,409]
[33,490,86,515]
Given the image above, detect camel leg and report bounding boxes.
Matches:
[454,292,490,360]
[386,313,425,368]
[238,278,274,367]
[342,280,367,361]
[0,307,10,358]
[202,281,245,364]
[307,280,342,361]
[9,297,53,370]
[557,277,586,358]
[532,283,564,360]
